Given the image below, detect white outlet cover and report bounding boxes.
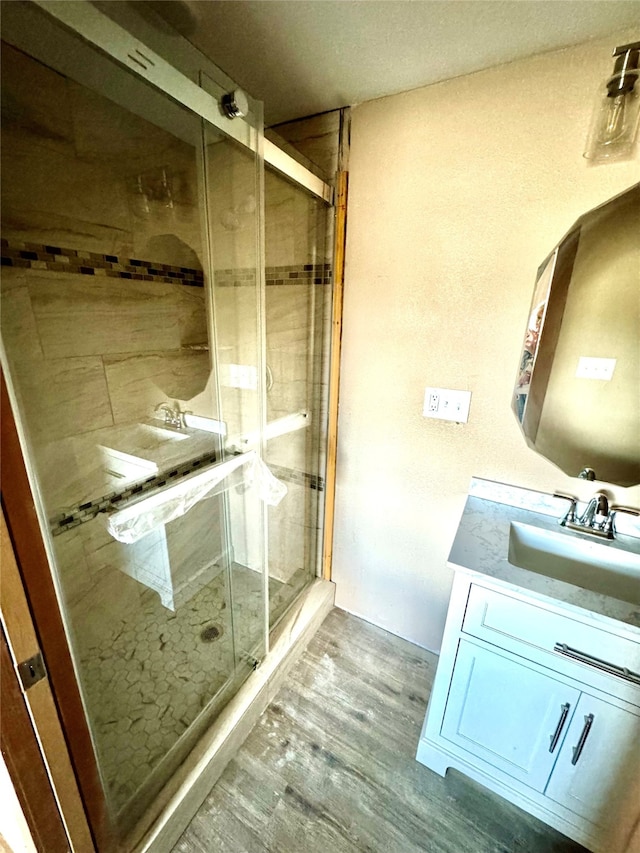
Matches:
[575,356,616,381]
[423,387,472,423]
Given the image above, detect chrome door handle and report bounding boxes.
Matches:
[549,702,571,753]
[571,713,594,766]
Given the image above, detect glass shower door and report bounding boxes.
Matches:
[0,10,266,837]
[202,118,269,667]
[262,167,333,627]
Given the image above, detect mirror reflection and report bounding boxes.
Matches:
[513,183,640,487]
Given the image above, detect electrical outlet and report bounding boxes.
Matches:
[423,387,472,423]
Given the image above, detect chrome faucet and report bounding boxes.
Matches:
[154,402,184,429]
[554,490,613,539]
[578,492,609,528]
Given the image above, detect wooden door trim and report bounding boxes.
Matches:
[1,370,109,850]
[1,509,96,852]
[322,168,348,581]
[1,622,69,852]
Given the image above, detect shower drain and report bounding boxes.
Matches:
[200,623,223,643]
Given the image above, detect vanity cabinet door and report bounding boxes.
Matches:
[441,641,580,791]
[545,694,640,841]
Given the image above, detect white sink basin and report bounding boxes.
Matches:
[113,423,190,449]
[99,422,191,483]
[508,521,640,605]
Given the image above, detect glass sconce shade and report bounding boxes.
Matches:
[584,42,640,163]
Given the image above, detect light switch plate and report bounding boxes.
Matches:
[223,363,258,390]
[423,387,472,423]
[575,356,616,381]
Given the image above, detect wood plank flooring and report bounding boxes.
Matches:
[172,608,587,853]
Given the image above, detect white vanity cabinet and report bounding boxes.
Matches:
[441,640,581,791]
[417,571,640,853]
[545,693,640,832]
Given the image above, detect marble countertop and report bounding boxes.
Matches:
[449,479,640,631]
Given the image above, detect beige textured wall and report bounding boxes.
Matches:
[333,30,640,652]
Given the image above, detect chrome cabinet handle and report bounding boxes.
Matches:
[571,713,594,765]
[553,643,640,686]
[549,702,571,753]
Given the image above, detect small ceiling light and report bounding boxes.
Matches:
[584,41,640,163]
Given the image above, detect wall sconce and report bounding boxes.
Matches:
[584,41,640,163]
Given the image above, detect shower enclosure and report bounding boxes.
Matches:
[0,2,334,849]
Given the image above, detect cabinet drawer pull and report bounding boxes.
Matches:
[571,713,594,765]
[553,643,640,686]
[549,702,571,753]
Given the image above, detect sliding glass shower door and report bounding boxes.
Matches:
[1,5,267,836]
[263,167,333,626]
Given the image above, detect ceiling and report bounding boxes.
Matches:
[151,1,640,126]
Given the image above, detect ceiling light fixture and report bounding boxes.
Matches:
[584,41,640,163]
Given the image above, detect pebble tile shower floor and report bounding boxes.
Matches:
[78,566,266,812]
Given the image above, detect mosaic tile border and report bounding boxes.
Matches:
[269,464,325,492]
[0,239,205,287]
[0,240,332,288]
[50,455,324,536]
[266,263,332,286]
[215,263,332,287]
[50,450,219,535]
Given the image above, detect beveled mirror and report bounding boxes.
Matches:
[513,183,640,487]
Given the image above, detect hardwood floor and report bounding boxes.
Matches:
[172,608,586,853]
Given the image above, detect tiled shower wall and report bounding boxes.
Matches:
[0,42,220,637]
[2,42,338,622]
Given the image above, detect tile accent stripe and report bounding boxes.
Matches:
[266,263,332,285]
[0,239,205,287]
[0,240,332,287]
[50,455,325,536]
[49,450,220,535]
[269,464,325,492]
[215,264,332,287]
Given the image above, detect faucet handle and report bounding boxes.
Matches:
[553,492,578,524]
[602,505,639,536]
[610,505,640,516]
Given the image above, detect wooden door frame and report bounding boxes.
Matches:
[1,370,106,850]
[1,621,69,852]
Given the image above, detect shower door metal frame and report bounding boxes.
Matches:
[32,0,333,204]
